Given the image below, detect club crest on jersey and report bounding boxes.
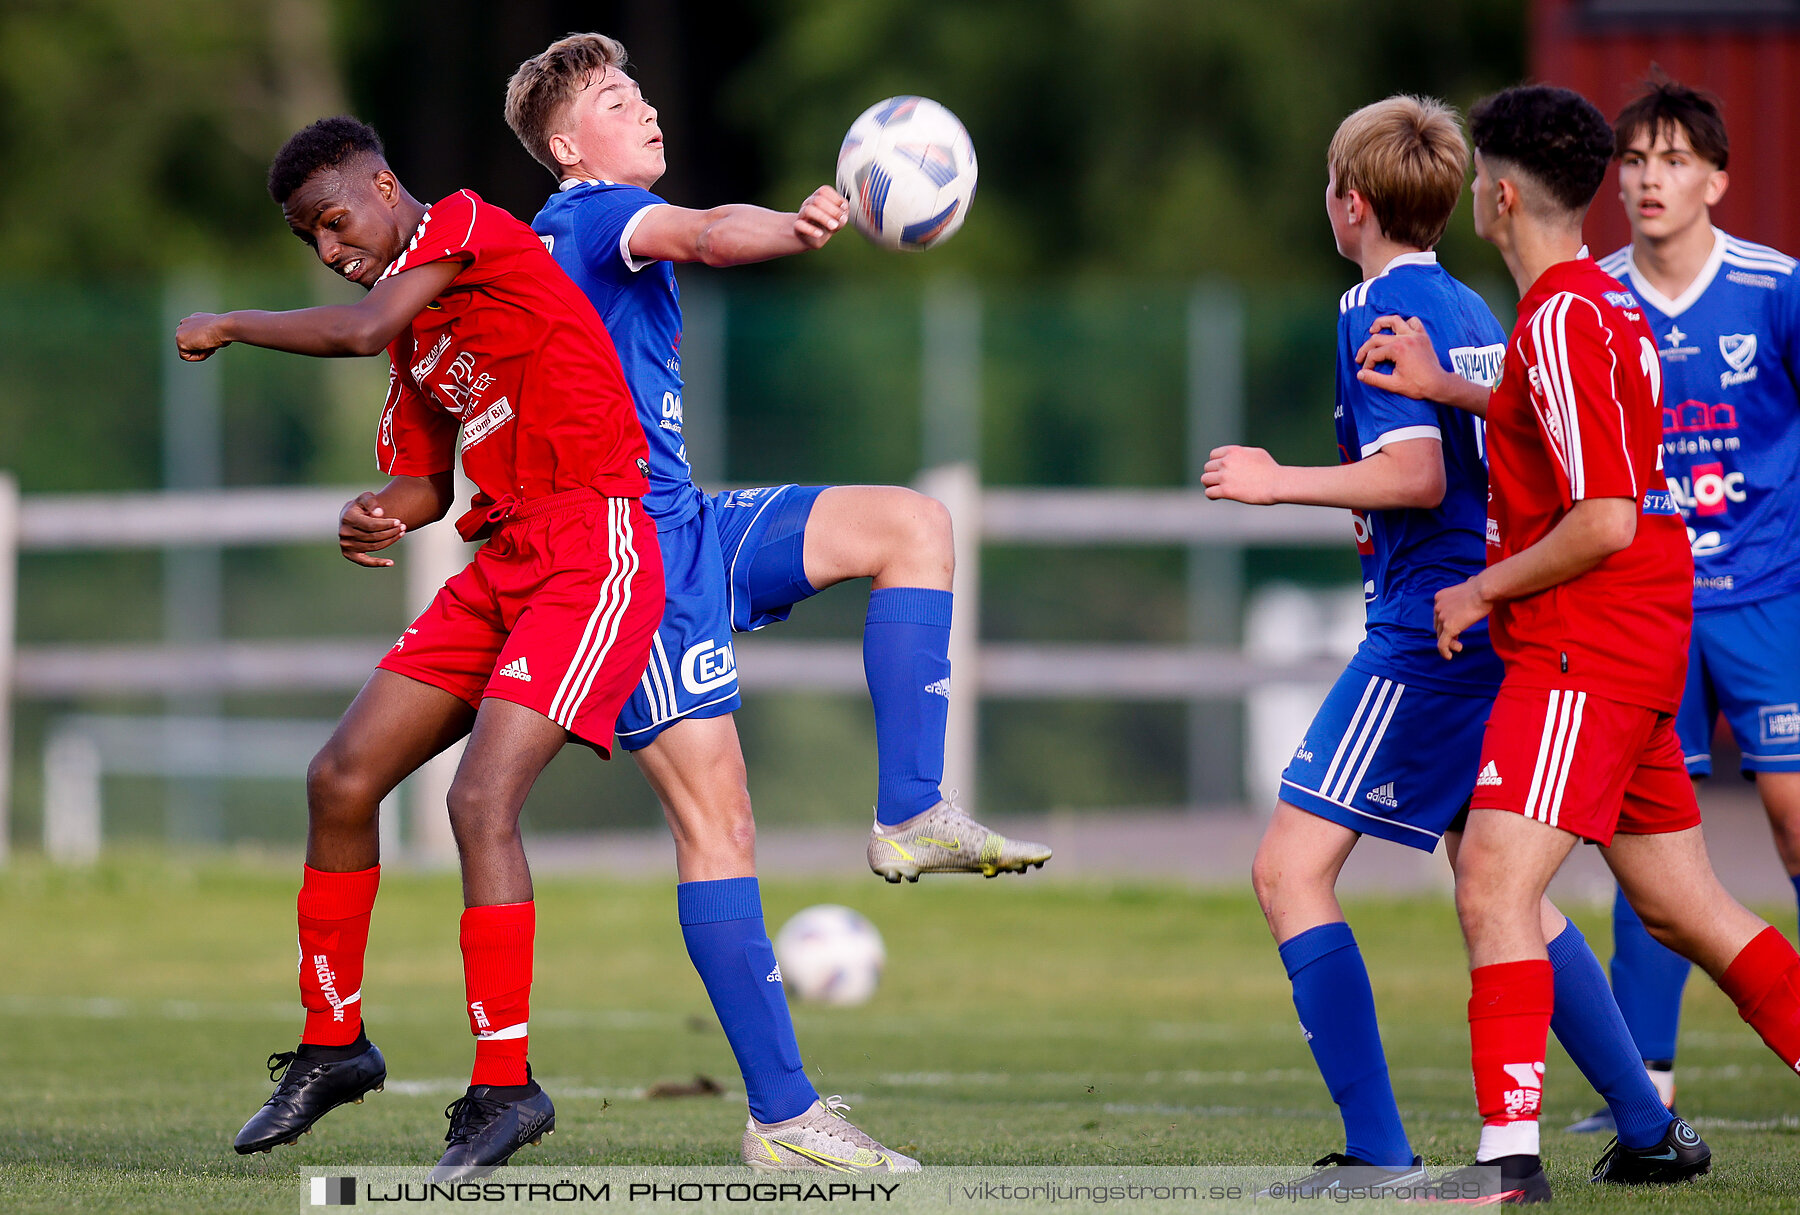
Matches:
[1720,333,1759,388]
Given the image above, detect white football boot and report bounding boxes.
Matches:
[742,1096,920,1173]
[867,798,1052,882]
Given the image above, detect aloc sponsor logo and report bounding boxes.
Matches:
[1668,464,1746,518]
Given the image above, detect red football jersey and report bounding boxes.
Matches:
[374,190,649,517]
[1484,257,1693,713]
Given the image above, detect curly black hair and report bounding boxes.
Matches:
[268,116,387,205]
[1469,85,1613,215]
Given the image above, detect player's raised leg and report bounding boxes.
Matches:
[784,484,1050,879]
[234,670,474,1155]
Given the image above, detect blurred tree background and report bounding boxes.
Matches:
[0,0,1524,848]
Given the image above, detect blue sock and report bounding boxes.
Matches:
[864,588,953,825]
[1278,922,1412,1168]
[1790,874,1800,924]
[677,878,817,1123]
[1547,917,1672,1150]
[1609,886,1691,1064]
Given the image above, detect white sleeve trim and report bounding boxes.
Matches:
[618,204,662,273]
[1359,424,1441,458]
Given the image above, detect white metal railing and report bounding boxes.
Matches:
[0,470,1352,863]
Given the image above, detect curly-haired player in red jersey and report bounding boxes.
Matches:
[1357,85,1800,1204]
[175,117,663,1178]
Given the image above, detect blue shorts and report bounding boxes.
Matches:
[1279,662,1495,852]
[1676,591,1800,777]
[615,485,826,750]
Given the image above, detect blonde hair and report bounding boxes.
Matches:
[505,33,630,177]
[1328,95,1468,250]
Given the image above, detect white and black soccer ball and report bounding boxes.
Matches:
[772,904,886,1006]
[835,96,977,252]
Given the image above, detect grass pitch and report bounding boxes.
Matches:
[2,856,1798,1212]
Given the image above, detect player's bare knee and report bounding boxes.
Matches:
[1250,845,1320,924]
[716,806,757,862]
[1626,891,1687,949]
[872,490,953,581]
[668,786,755,854]
[908,492,954,557]
[306,747,383,824]
[908,493,955,577]
[1453,868,1505,935]
[444,779,522,844]
[1249,847,1283,917]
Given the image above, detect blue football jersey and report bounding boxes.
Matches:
[1599,230,1800,609]
[533,180,704,527]
[1336,252,1507,693]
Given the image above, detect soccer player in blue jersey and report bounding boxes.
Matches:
[1205,95,1695,1192]
[1550,77,1800,1134]
[500,34,1047,1171]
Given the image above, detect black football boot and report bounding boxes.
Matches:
[430,1073,556,1180]
[233,1036,386,1154]
[1590,1116,1712,1185]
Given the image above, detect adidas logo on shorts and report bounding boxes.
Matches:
[1477,760,1502,787]
[1364,782,1398,809]
[499,656,532,682]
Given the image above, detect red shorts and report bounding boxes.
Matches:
[1469,682,1701,846]
[379,489,663,756]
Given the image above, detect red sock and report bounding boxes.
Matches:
[461,902,535,1087]
[1469,960,1554,1132]
[297,865,380,1047]
[1719,925,1800,1070]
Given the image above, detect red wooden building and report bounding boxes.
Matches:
[1532,0,1800,256]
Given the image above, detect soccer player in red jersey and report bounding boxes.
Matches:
[1356,85,1800,1203]
[175,117,664,1176]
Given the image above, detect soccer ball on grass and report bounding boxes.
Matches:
[772,904,886,1006]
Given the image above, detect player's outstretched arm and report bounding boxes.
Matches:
[1432,496,1637,658]
[339,473,455,568]
[627,186,848,267]
[1203,439,1446,511]
[174,261,464,362]
[1355,316,1492,418]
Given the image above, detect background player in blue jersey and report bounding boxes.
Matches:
[1205,96,1690,1191]
[1552,77,1800,1133]
[502,34,1047,1171]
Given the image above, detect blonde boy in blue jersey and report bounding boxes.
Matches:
[1205,96,1699,1195]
